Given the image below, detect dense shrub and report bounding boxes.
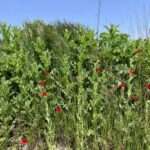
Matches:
[0,21,150,150]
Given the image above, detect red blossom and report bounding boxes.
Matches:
[96,67,100,73]
[21,138,27,145]
[42,91,47,96]
[40,81,46,86]
[146,84,150,90]
[55,107,62,113]
[119,83,126,89]
[129,70,135,76]
[131,95,137,101]
[135,49,142,54]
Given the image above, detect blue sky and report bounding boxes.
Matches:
[0,0,150,38]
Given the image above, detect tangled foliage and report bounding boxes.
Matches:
[0,20,150,150]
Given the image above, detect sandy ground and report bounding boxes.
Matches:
[7,143,69,150]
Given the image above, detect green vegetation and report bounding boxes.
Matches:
[0,20,150,150]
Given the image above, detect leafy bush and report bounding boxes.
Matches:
[0,20,150,150]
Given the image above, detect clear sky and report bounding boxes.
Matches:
[0,0,150,38]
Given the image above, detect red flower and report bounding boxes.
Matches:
[40,81,46,86]
[119,83,125,89]
[96,67,100,73]
[146,84,150,90]
[131,95,137,101]
[129,70,135,76]
[44,72,49,77]
[21,138,27,145]
[135,49,142,54]
[42,91,47,96]
[55,107,62,113]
